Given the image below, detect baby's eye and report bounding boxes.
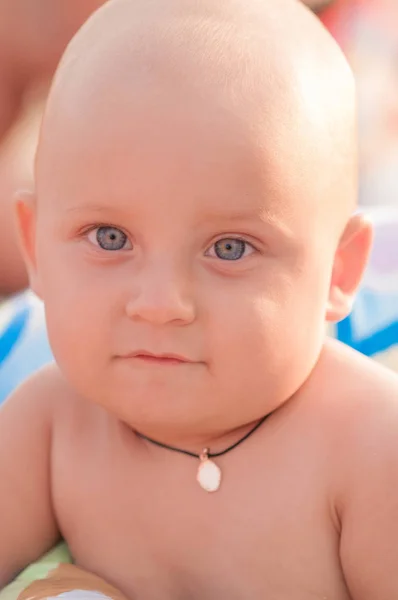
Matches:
[206,238,255,261]
[87,226,132,251]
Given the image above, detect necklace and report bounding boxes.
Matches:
[135,413,270,493]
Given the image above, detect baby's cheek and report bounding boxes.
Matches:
[215,287,311,373]
[211,294,277,359]
[42,267,112,391]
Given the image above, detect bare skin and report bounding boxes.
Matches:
[2,0,398,598]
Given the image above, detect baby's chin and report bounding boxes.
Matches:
[88,374,295,440]
[100,386,228,435]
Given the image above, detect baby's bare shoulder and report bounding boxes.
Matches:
[0,363,74,582]
[292,339,398,435]
[309,339,398,484]
[1,362,102,438]
[319,339,398,425]
[313,342,398,598]
[0,362,70,423]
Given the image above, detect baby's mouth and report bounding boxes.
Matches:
[120,350,195,365]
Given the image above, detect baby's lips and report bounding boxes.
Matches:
[119,349,197,363]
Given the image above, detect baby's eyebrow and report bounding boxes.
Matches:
[201,210,273,223]
[62,204,136,222]
[64,204,113,215]
[199,210,293,237]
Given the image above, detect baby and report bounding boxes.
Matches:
[1,0,398,598]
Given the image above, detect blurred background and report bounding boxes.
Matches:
[0,0,397,403]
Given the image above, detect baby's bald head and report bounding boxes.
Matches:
[36,0,357,231]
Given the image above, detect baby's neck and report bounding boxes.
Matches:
[131,415,272,458]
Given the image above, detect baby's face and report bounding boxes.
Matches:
[31,83,339,438]
[26,0,361,440]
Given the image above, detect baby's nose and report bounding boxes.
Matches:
[125,265,196,326]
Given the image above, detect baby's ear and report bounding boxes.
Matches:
[14,190,42,298]
[326,213,373,323]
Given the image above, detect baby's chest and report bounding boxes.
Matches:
[53,446,349,600]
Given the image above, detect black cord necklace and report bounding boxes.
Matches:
[135,412,271,493]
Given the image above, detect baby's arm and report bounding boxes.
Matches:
[0,367,59,587]
[338,383,398,598]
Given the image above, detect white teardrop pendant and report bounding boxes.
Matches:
[197,449,221,492]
